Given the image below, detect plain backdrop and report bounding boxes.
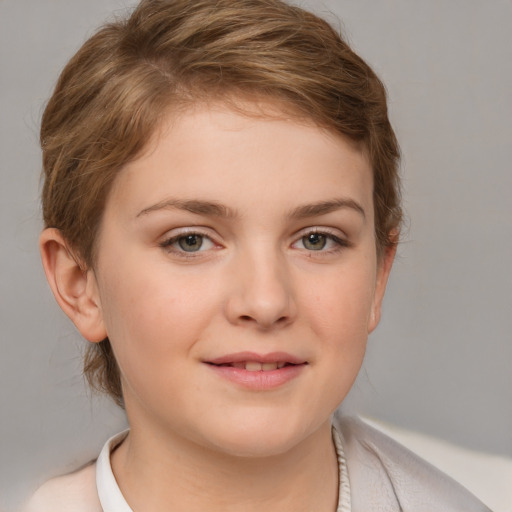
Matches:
[1,0,511,510]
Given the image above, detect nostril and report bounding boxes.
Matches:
[238,314,289,325]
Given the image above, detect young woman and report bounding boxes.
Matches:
[26,0,490,510]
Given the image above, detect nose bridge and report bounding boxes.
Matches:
[225,239,296,329]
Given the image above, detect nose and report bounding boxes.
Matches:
[224,248,297,330]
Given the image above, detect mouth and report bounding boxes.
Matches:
[207,361,299,371]
[205,352,307,370]
[203,352,308,389]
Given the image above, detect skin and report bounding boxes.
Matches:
[41,100,395,512]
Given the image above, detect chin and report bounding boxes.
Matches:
[200,411,324,459]
[209,433,302,459]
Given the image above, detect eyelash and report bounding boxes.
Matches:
[158,228,350,259]
[159,229,217,259]
[292,229,350,254]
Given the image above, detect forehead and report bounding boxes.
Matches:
[106,100,373,221]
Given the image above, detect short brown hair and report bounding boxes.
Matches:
[41,0,402,406]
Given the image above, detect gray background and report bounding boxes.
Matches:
[1,0,511,510]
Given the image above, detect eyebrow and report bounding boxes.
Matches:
[287,198,366,219]
[136,197,365,220]
[136,199,236,218]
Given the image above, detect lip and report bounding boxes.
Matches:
[204,352,308,390]
[206,351,307,366]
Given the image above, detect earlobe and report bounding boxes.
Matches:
[39,228,107,343]
[368,237,398,334]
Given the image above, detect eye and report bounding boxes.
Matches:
[292,229,348,253]
[177,234,207,252]
[302,232,328,251]
[160,232,215,253]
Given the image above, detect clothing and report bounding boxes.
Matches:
[23,415,491,512]
[335,415,491,511]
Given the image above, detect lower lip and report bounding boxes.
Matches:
[206,364,306,390]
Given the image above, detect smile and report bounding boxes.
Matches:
[211,361,292,371]
[204,352,308,390]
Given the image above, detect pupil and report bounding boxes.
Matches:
[304,233,326,250]
[179,234,203,252]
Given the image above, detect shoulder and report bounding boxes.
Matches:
[22,462,101,512]
[333,414,491,511]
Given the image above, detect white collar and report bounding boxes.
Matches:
[96,430,133,512]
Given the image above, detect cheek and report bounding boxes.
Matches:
[295,270,373,418]
[96,262,219,379]
[302,262,377,343]
[109,294,194,347]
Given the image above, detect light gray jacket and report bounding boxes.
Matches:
[24,415,491,511]
[334,415,491,511]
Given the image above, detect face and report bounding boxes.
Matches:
[88,101,393,457]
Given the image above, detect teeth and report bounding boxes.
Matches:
[245,361,263,371]
[243,361,281,371]
[219,361,289,371]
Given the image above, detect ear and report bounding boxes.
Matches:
[39,228,107,343]
[367,234,398,334]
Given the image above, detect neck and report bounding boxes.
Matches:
[111,418,339,512]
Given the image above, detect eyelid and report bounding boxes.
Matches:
[159,225,212,240]
[293,225,348,240]
[291,226,350,252]
[158,227,222,256]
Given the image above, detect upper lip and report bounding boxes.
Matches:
[205,352,307,365]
